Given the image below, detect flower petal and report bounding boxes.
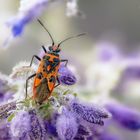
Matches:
[58,64,77,85]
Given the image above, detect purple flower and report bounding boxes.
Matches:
[7,0,49,37]
[72,102,110,125]
[10,110,31,138]
[77,125,90,136]
[0,121,13,140]
[28,110,46,140]
[96,42,120,62]
[58,64,77,85]
[74,135,85,140]
[6,0,82,38]
[74,125,91,139]
[0,92,13,104]
[98,131,120,140]
[0,102,16,120]
[44,113,58,137]
[44,120,58,137]
[106,102,140,130]
[10,110,46,140]
[56,108,78,140]
[123,65,140,79]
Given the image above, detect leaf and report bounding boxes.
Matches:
[63,89,70,95]
[7,113,15,122]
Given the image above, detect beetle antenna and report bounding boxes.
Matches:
[37,19,55,45]
[58,33,86,47]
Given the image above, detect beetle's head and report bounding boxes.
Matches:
[48,45,61,54]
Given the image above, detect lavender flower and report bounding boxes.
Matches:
[77,125,90,136]
[72,102,110,125]
[58,64,77,85]
[98,131,120,140]
[10,109,46,140]
[95,42,120,62]
[123,65,140,80]
[7,0,49,37]
[10,110,30,138]
[0,121,12,140]
[44,120,58,137]
[74,125,91,140]
[106,102,140,130]
[0,102,16,120]
[56,108,78,140]
[74,136,85,140]
[43,112,58,138]
[28,110,46,140]
[6,0,83,39]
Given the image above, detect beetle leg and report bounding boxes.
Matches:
[29,55,41,67]
[42,45,47,53]
[60,59,68,66]
[25,73,36,99]
[54,76,60,88]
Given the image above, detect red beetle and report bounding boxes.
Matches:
[26,19,85,104]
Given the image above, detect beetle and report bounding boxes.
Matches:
[26,19,85,104]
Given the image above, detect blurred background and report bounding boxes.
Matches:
[1,0,140,139]
[2,0,140,74]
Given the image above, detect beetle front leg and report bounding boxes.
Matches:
[29,55,41,67]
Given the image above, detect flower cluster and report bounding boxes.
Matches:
[11,109,47,140]
[0,60,110,140]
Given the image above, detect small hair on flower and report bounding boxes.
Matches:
[56,107,78,140]
[10,110,31,137]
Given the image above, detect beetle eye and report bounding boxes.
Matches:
[46,56,50,60]
[56,49,60,53]
[43,55,50,60]
[49,46,52,51]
